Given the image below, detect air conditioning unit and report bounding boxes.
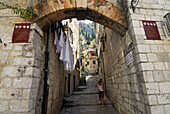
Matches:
[162,12,170,40]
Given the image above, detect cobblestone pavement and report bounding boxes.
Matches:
[60,75,117,114]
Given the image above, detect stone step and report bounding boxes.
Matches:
[73,92,98,95]
[63,103,112,107]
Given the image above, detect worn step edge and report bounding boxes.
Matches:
[63,103,111,107]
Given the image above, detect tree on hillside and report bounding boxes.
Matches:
[86,41,90,45]
[80,52,84,59]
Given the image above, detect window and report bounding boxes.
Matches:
[93,61,96,64]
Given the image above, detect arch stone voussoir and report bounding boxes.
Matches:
[33,0,127,35]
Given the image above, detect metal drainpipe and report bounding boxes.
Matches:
[100,50,107,94]
[42,26,50,114]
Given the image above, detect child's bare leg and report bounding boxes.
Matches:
[101,98,104,106]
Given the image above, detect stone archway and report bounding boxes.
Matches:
[33,0,127,35]
[30,1,128,113]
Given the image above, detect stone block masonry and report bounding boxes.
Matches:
[0,10,34,113]
[123,0,170,114]
[0,15,66,114]
[0,14,47,113]
[101,0,170,114]
[103,28,150,114]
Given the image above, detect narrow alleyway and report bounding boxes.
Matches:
[60,75,117,114]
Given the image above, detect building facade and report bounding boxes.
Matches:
[62,18,80,97]
[84,50,98,74]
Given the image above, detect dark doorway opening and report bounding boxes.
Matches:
[73,75,76,91]
[68,74,71,94]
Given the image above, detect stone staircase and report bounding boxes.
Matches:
[60,75,117,114]
[62,86,111,107]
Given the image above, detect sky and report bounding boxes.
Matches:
[79,19,93,24]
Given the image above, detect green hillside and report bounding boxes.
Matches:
[80,22,96,48]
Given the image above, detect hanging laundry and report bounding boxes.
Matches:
[64,34,74,72]
[58,27,74,72]
[59,29,66,62]
[64,62,67,71]
[54,31,61,53]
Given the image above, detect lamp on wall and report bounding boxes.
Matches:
[131,0,139,13]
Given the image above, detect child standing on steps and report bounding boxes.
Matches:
[97,79,105,107]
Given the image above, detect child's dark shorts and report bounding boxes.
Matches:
[99,91,104,99]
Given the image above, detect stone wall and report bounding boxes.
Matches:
[0,8,45,113]
[124,0,170,114]
[30,24,45,114]
[47,29,65,114]
[44,26,80,114]
[103,27,149,114]
[0,8,67,113]
[102,0,170,114]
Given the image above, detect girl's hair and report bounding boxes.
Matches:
[98,79,102,85]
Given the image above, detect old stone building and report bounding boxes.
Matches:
[0,0,170,114]
[62,18,80,97]
[83,48,98,74]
